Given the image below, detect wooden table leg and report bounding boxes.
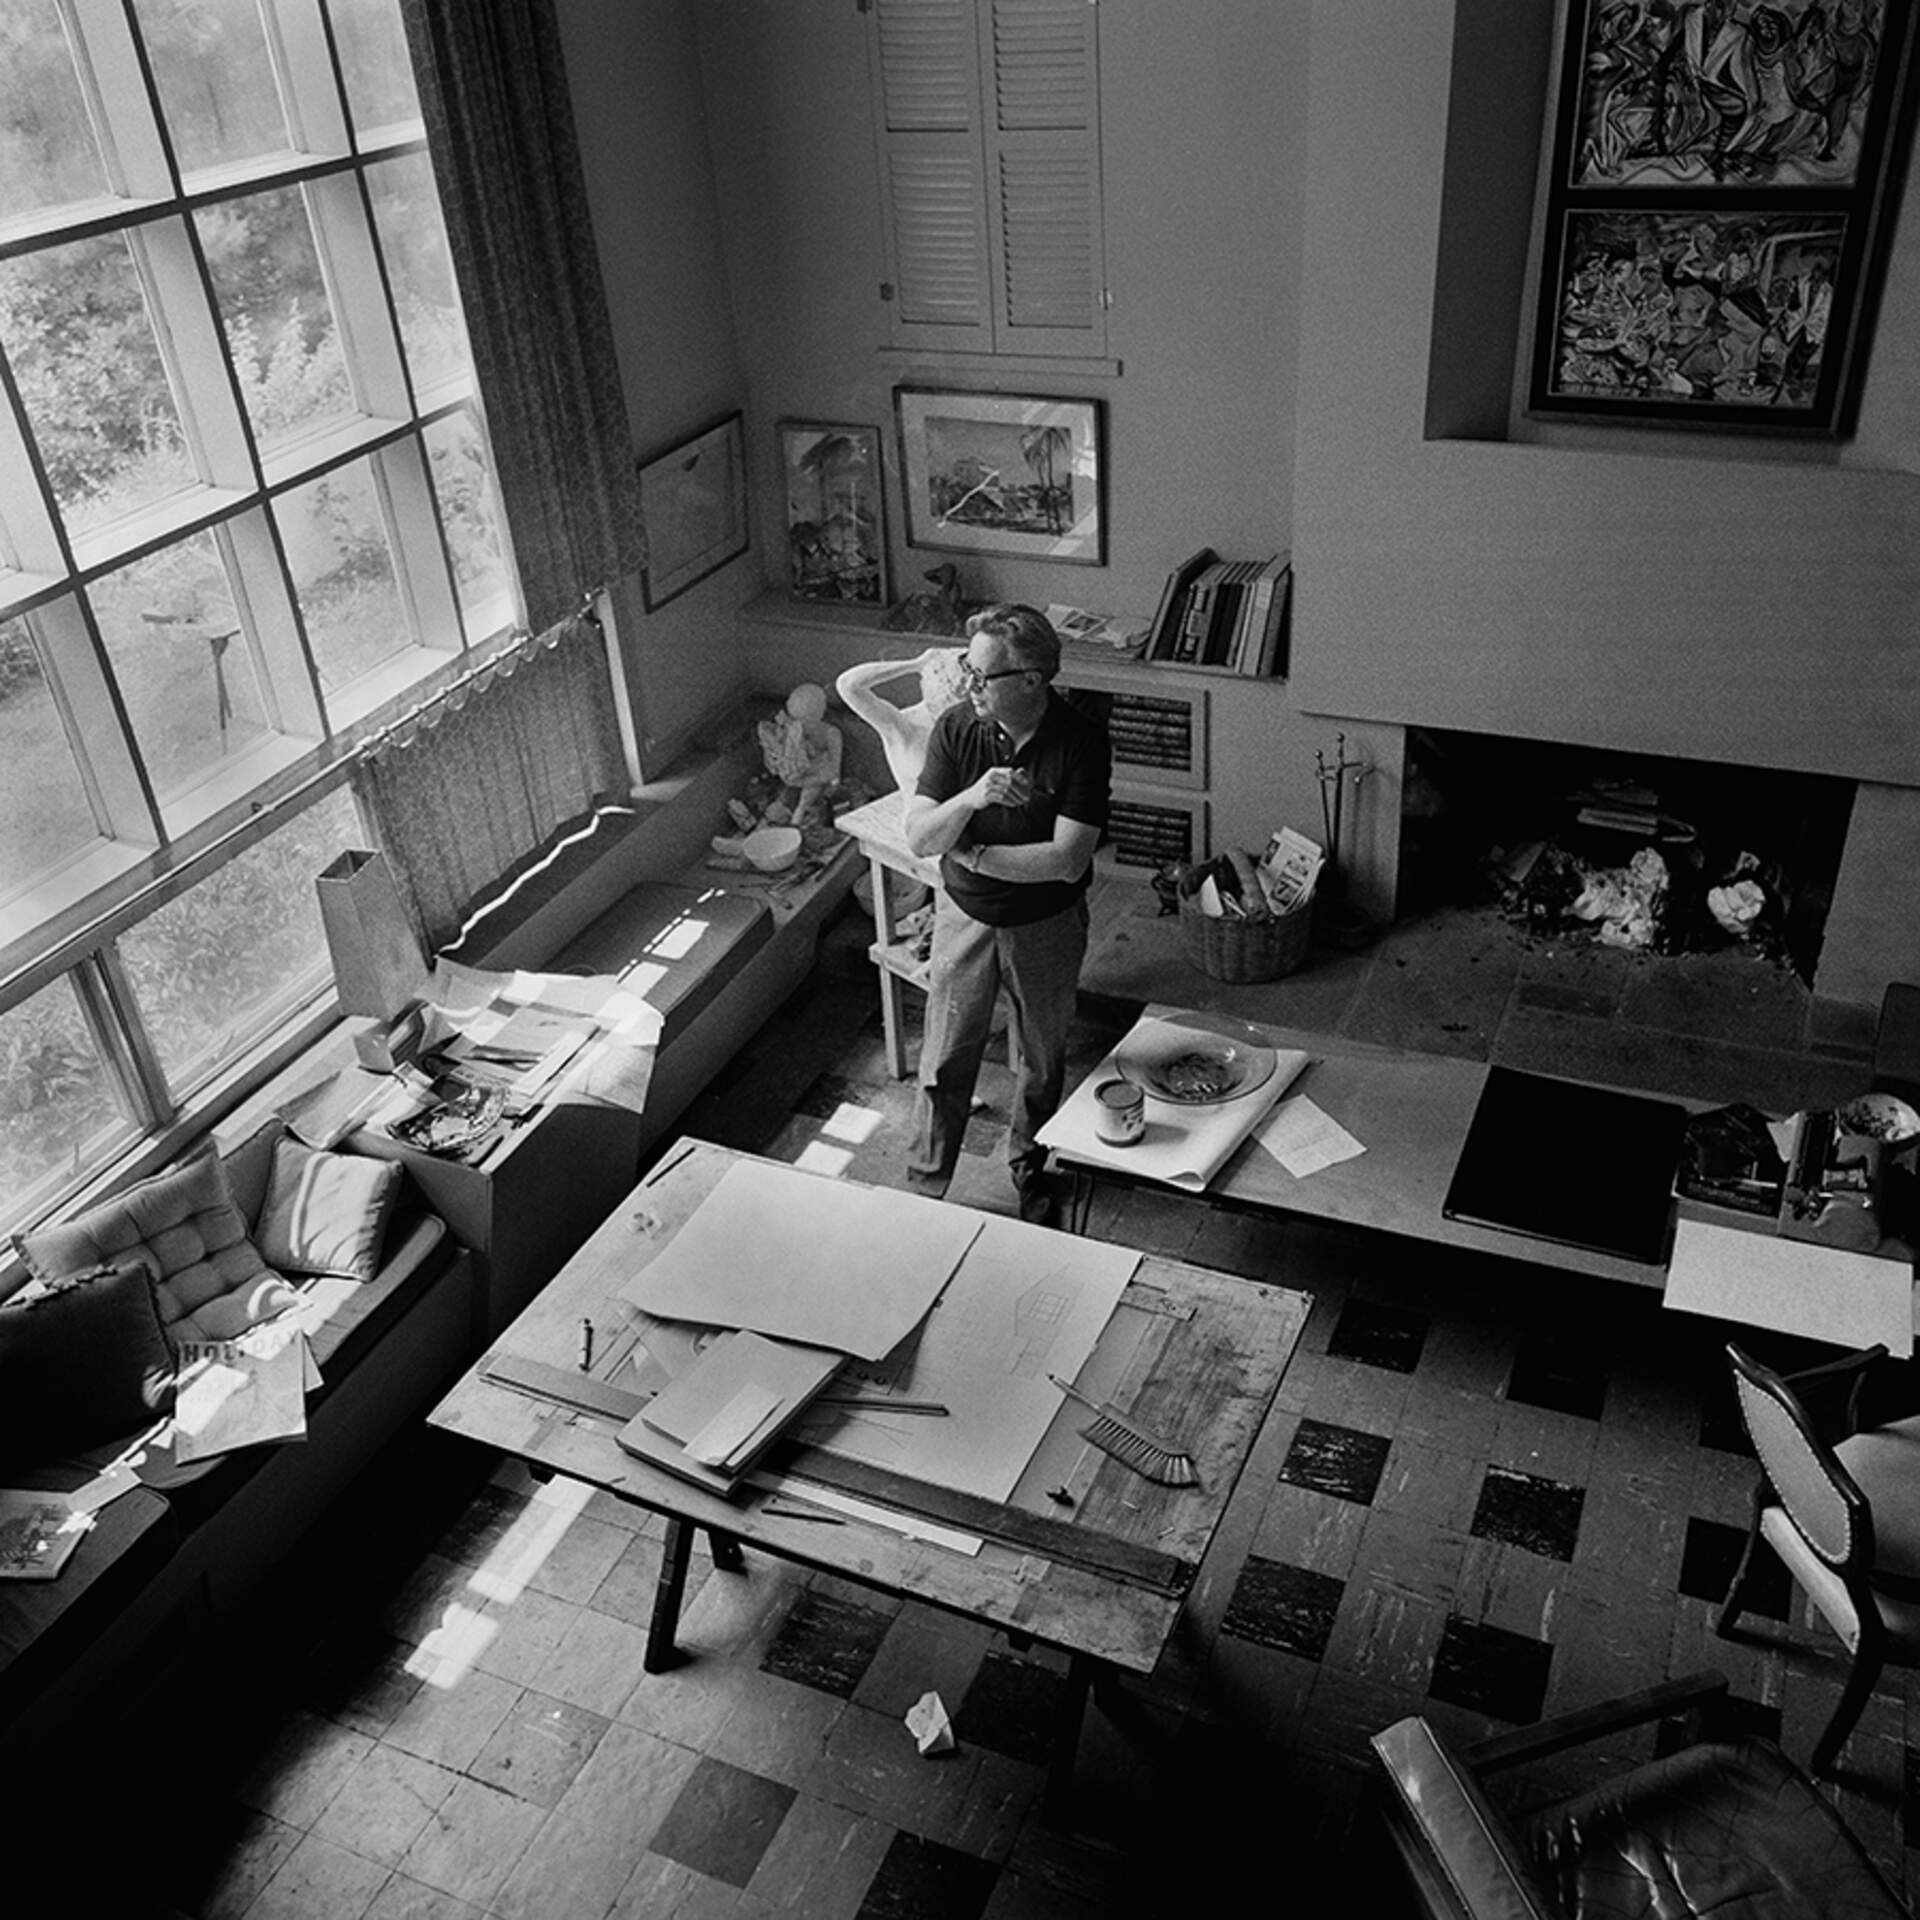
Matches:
[1063,1166,1095,1236]
[646,1515,696,1672]
[1044,1650,1096,1826]
[869,851,910,1080]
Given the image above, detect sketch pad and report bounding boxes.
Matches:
[1442,1067,1685,1266]
[619,1160,982,1360]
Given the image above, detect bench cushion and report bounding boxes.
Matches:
[17,1152,295,1341]
[550,882,774,1049]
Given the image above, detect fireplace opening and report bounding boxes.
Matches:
[1397,729,1856,986]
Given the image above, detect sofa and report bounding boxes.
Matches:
[0,1115,474,1781]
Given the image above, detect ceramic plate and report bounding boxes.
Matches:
[1114,1027,1279,1106]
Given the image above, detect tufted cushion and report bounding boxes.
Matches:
[0,1263,176,1464]
[1834,1416,1920,1596]
[18,1153,296,1342]
[254,1136,401,1283]
[1525,1738,1909,1919]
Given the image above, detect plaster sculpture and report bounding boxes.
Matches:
[834,647,971,795]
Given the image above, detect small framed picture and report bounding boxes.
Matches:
[638,410,749,610]
[778,420,889,605]
[895,387,1106,565]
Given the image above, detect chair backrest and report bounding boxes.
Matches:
[1727,1344,1872,1576]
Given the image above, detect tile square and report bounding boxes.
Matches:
[1278,1418,1392,1506]
[435,1483,531,1568]
[1470,1465,1586,1562]
[761,1585,896,1698]
[957,1651,1066,1767]
[648,1754,797,1890]
[1680,1516,1790,1621]
[795,1070,879,1119]
[1505,1334,1609,1422]
[856,1830,999,1920]
[1428,1615,1553,1725]
[1697,1381,1755,1458]
[1219,1556,1345,1662]
[469,1691,609,1808]
[1327,1298,1429,1374]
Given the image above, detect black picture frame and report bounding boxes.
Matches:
[1527,0,1918,436]
[637,410,749,610]
[894,387,1106,564]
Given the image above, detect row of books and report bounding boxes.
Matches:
[1145,548,1291,676]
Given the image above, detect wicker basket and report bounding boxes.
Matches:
[1178,888,1312,983]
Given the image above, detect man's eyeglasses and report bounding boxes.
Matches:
[961,663,1031,691]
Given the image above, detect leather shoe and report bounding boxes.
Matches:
[1015,1173,1058,1228]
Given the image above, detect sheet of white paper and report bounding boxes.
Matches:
[619,1161,982,1360]
[1038,1015,1309,1191]
[1664,1217,1914,1355]
[793,1217,1137,1502]
[1254,1095,1366,1177]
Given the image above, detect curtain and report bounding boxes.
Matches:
[357,614,629,952]
[399,0,645,632]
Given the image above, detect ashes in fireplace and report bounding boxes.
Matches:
[1398,730,1855,985]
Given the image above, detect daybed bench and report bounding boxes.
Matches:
[0,1115,472,1780]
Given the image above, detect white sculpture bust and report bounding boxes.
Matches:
[834,647,971,795]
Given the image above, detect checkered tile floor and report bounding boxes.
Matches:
[34,905,1920,1918]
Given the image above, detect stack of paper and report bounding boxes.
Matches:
[1039,1016,1310,1191]
[171,1329,318,1464]
[638,1331,842,1474]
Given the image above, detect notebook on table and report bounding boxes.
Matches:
[1442,1066,1687,1267]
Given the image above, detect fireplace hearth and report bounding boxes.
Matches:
[1398,730,1856,987]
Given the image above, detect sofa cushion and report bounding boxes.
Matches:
[18,1153,296,1342]
[255,1136,402,1283]
[1524,1737,1909,1919]
[0,1264,177,1465]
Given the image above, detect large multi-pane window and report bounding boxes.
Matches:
[0,0,518,1232]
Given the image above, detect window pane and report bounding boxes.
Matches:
[425,410,511,617]
[0,613,101,897]
[118,785,359,1093]
[366,151,468,391]
[328,0,420,135]
[0,4,110,221]
[89,533,272,797]
[199,185,352,452]
[136,0,289,176]
[276,456,408,690]
[0,229,196,533]
[0,976,134,1231]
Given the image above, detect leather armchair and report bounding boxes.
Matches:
[1370,1670,1908,1919]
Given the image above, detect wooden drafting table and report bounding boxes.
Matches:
[833,792,943,1079]
[427,1138,1309,1820]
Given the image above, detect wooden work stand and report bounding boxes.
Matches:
[427,1138,1309,1821]
[833,792,943,1080]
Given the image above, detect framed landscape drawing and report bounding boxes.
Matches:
[1527,0,1918,434]
[895,389,1105,564]
[638,411,749,609]
[779,421,888,605]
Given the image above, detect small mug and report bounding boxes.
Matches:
[1093,1077,1145,1146]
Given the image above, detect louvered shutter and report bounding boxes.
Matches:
[868,0,1106,358]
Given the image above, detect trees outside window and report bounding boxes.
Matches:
[0,0,521,1232]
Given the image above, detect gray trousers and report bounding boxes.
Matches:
[911,890,1089,1184]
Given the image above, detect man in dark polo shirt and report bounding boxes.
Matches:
[902,604,1111,1224]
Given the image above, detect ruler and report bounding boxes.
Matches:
[481,1354,1191,1597]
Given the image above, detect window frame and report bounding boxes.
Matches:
[0,0,524,1239]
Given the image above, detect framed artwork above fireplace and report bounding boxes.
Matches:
[1526,0,1919,436]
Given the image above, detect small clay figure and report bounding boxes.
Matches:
[753,683,843,825]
